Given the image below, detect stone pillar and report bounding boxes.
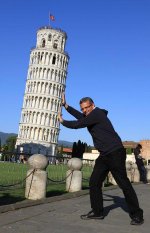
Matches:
[131,163,140,183]
[146,165,150,181]
[126,162,132,182]
[25,154,48,200]
[66,158,82,192]
[108,172,117,185]
[92,160,95,168]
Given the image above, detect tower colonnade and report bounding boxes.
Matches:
[27,65,67,83]
[16,26,69,156]
[30,50,68,69]
[24,82,64,99]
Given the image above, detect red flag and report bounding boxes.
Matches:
[50,14,55,21]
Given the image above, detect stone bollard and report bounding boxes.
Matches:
[131,163,140,183]
[126,162,132,182]
[146,165,150,181]
[25,154,48,200]
[92,160,95,168]
[108,172,117,185]
[66,158,82,192]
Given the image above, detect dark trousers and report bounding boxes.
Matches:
[89,148,143,219]
[137,164,148,183]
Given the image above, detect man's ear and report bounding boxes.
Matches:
[91,103,95,109]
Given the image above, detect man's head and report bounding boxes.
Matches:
[79,97,95,116]
[137,144,142,149]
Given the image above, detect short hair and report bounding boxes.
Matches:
[79,97,94,104]
[137,144,142,149]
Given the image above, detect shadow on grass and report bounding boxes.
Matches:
[46,190,67,197]
[0,192,25,206]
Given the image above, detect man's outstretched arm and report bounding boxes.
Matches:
[61,93,83,119]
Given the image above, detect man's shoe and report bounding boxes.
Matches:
[80,210,104,220]
[130,217,144,225]
[143,181,148,184]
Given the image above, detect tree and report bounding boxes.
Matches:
[0,137,1,151]
[6,136,17,152]
[72,140,86,159]
[126,147,132,154]
[1,144,8,161]
[0,136,17,161]
[84,143,92,152]
[72,142,77,157]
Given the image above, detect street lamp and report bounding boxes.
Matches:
[20,146,23,153]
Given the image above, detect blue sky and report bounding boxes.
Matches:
[0,0,150,146]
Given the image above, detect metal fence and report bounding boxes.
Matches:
[0,152,94,191]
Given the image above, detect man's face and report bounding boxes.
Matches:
[80,101,95,116]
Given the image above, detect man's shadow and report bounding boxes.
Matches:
[103,193,128,216]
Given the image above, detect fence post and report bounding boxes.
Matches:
[66,158,82,192]
[131,163,140,182]
[108,172,117,185]
[25,154,48,200]
[146,165,150,181]
[126,162,132,182]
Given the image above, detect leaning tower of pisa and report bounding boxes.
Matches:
[15,26,69,156]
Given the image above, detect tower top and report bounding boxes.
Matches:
[37,26,67,38]
[35,26,68,52]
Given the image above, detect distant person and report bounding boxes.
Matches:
[19,154,25,163]
[134,144,148,184]
[58,94,144,225]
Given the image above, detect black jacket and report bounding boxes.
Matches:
[134,147,144,167]
[62,106,123,155]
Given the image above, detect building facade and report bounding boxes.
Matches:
[16,26,69,156]
[140,140,150,160]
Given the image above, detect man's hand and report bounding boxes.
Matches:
[61,93,68,108]
[61,93,66,105]
[58,112,64,123]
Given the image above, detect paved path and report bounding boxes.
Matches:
[0,184,149,233]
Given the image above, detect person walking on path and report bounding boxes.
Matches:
[134,144,148,184]
[58,94,144,225]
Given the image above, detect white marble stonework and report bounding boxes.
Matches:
[28,154,48,169]
[66,158,82,192]
[67,157,82,171]
[15,26,69,156]
[25,154,48,200]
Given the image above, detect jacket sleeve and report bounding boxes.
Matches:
[62,110,97,129]
[134,148,140,156]
[66,105,83,119]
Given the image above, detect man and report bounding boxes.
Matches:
[134,144,148,184]
[58,95,144,225]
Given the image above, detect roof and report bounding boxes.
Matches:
[63,148,72,153]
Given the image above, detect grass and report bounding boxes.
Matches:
[0,162,29,185]
[0,162,92,206]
